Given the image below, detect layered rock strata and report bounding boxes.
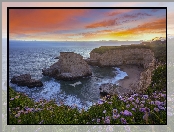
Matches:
[42,52,92,80]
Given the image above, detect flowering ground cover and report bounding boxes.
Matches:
[9,65,166,124]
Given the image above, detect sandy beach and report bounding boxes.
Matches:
[117,65,144,94]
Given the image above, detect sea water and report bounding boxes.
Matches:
[9,40,140,110]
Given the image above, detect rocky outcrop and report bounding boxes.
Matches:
[99,83,131,96]
[54,56,59,59]
[99,83,119,96]
[10,74,43,88]
[90,47,156,92]
[42,52,92,80]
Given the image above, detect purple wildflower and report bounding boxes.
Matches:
[103,110,106,114]
[15,113,20,118]
[139,108,146,112]
[135,98,139,103]
[158,105,165,110]
[113,109,118,114]
[140,104,144,108]
[98,100,104,105]
[126,104,130,108]
[145,108,150,113]
[160,93,166,98]
[105,116,110,120]
[120,118,127,124]
[140,107,150,113]
[39,120,44,124]
[131,93,138,97]
[150,101,154,105]
[155,101,161,106]
[132,108,136,111]
[15,95,20,99]
[105,116,111,124]
[120,111,124,115]
[97,118,100,123]
[154,107,159,112]
[141,100,145,104]
[128,97,134,101]
[122,110,132,116]
[132,102,136,106]
[143,95,148,99]
[112,115,117,119]
[113,114,120,119]
[10,98,14,101]
[105,118,110,124]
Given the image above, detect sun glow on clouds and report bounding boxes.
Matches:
[9,9,166,41]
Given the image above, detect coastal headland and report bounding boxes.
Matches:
[86,40,166,95]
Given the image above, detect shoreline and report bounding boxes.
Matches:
[117,65,144,94]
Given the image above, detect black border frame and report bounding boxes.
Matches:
[7,7,167,125]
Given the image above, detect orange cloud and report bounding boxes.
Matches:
[86,19,118,28]
[109,17,166,37]
[106,9,133,16]
[9,9,88,34]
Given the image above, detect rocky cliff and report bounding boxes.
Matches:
[89,47,156,93]
[42,52,92,80]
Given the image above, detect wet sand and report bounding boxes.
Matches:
[117,65,144,94]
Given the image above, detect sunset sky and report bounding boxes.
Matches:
[2,2,172,42]
[9,8,166,41]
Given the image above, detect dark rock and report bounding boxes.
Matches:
[99,83,120,96]
[11,74,31,86]
[85,58,100,66]
[27,79,43,88]
[54,56,59,59]
[124,76,129,79]
[10,74,43,88]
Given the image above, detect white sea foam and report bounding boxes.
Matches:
[69,81,82,87]
[96,67,128,86]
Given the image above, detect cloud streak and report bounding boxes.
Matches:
[86,19,118,28]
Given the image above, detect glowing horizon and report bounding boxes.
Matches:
[9,8,166,41]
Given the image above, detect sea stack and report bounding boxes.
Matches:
[10,74,43,88]
[42,52,92,80]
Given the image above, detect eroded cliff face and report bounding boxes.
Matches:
[42,52,92,80]
[90,48,156,92]
[90,48,154,68]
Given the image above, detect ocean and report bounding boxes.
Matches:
[9,40,141,110]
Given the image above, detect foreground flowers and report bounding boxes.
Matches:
[9,84,166,124]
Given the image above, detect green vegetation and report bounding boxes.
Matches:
[147,65,166,94]
[9,62,166,125]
